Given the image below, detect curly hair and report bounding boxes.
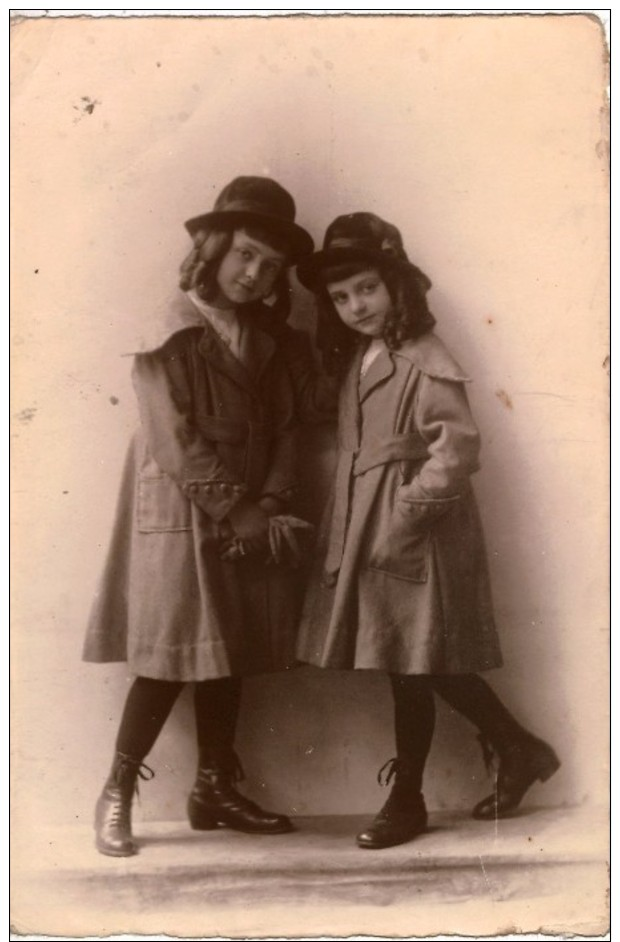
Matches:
[315,258,436,375]
[178,221,293,324]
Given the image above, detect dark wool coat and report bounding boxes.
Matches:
[296,332,503,675]
[83,291,304,681]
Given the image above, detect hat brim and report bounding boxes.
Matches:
[296,246,391,290]
[184,209,314,261]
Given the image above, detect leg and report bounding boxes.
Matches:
[431,673,560,819]
[193,676,242,773]
[357,674,435,850]
[188,678,293,835]
[95,677,183,856]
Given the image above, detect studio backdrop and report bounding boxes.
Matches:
[11,13,609,828]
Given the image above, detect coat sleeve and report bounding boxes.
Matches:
[132,347,247,523]
[273,324,338,425]
[397,373,481,512]
[257,354,301,505]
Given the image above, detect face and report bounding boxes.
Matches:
[326,268,392,338]
[210,229,287,308]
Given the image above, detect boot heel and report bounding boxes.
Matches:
[537,752,561,783]
[187,799,219,831]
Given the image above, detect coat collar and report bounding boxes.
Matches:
[340,330,470,434]
[352,332,471,399]
[123,289,276,397]
[198,313,275,397]
[390,332,471,382]
[358,345,395,403]
[123,290,206,356]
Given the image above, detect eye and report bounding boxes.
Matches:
[361,281,379,294]
[238,248,253,261]
[329,293,347,306]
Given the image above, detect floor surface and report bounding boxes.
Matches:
[11,804,609,938]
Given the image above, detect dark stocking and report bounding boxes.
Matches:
[389,674,436,792]
[115,676,184,760]
[430,673,524,752]
[193,677,242,770]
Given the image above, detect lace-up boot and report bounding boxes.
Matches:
[187,753,293,834]
[356,758,428,850]
[472,732,561,820]
[430,674,560,821]
[94,752,154,857]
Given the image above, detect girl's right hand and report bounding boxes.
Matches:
[227,499,270,554]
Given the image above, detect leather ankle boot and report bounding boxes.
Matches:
[187,768,294,834]
[187,758,293,835]
[356,759,428,850]
[473,732,560,820]
[94,752,154,857]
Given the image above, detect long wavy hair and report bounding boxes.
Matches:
[179,221,293,327]
[315,258,436,375]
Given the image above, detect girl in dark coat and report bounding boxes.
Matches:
[83,177,314,857]
[296,212,560,849]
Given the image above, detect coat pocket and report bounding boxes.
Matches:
[136,474,192,533]
[367,494,461,583]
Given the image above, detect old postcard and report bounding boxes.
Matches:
[10,11,610,939]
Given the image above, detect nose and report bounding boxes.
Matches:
[350,294,366,315]
[243,258,261,282]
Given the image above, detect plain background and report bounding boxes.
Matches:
[11,13,608,843]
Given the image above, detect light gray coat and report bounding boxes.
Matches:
[297,332,503,675]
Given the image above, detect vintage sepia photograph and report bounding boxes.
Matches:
[10,10,610,939]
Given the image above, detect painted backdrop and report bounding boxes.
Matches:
[12,14,608,829]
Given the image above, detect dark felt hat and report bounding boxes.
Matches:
[184,176,314,261]
[296,212,431,291]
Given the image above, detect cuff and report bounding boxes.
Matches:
[182,479,248,523]
[395,489,461,524]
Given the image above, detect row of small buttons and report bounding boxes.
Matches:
[186,482,246,496]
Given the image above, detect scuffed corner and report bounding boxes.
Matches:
[586,13,610,181]
[583,9,610,43]
[10,10,49,28]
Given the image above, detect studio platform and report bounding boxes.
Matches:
[12,805,608,938]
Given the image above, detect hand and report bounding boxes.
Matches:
[219,536,250,562]
[267,515,314,567]
[226,499,269,554]
[258,496,284,517]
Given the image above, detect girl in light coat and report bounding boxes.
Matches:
[296,212,560,849]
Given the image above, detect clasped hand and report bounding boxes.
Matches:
[219,499,313,566]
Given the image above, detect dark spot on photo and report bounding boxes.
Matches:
[16,407,37,423]
[495,389,513,410]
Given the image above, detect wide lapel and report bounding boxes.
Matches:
[339,344,365,451]
[358,347,395,403]
[238,321,276,384]
[198,321,257,397]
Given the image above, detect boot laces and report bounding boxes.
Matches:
[107,799,131,829]
[477,734,498,776]
[113,755,155,798]
[377,757,401,787]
